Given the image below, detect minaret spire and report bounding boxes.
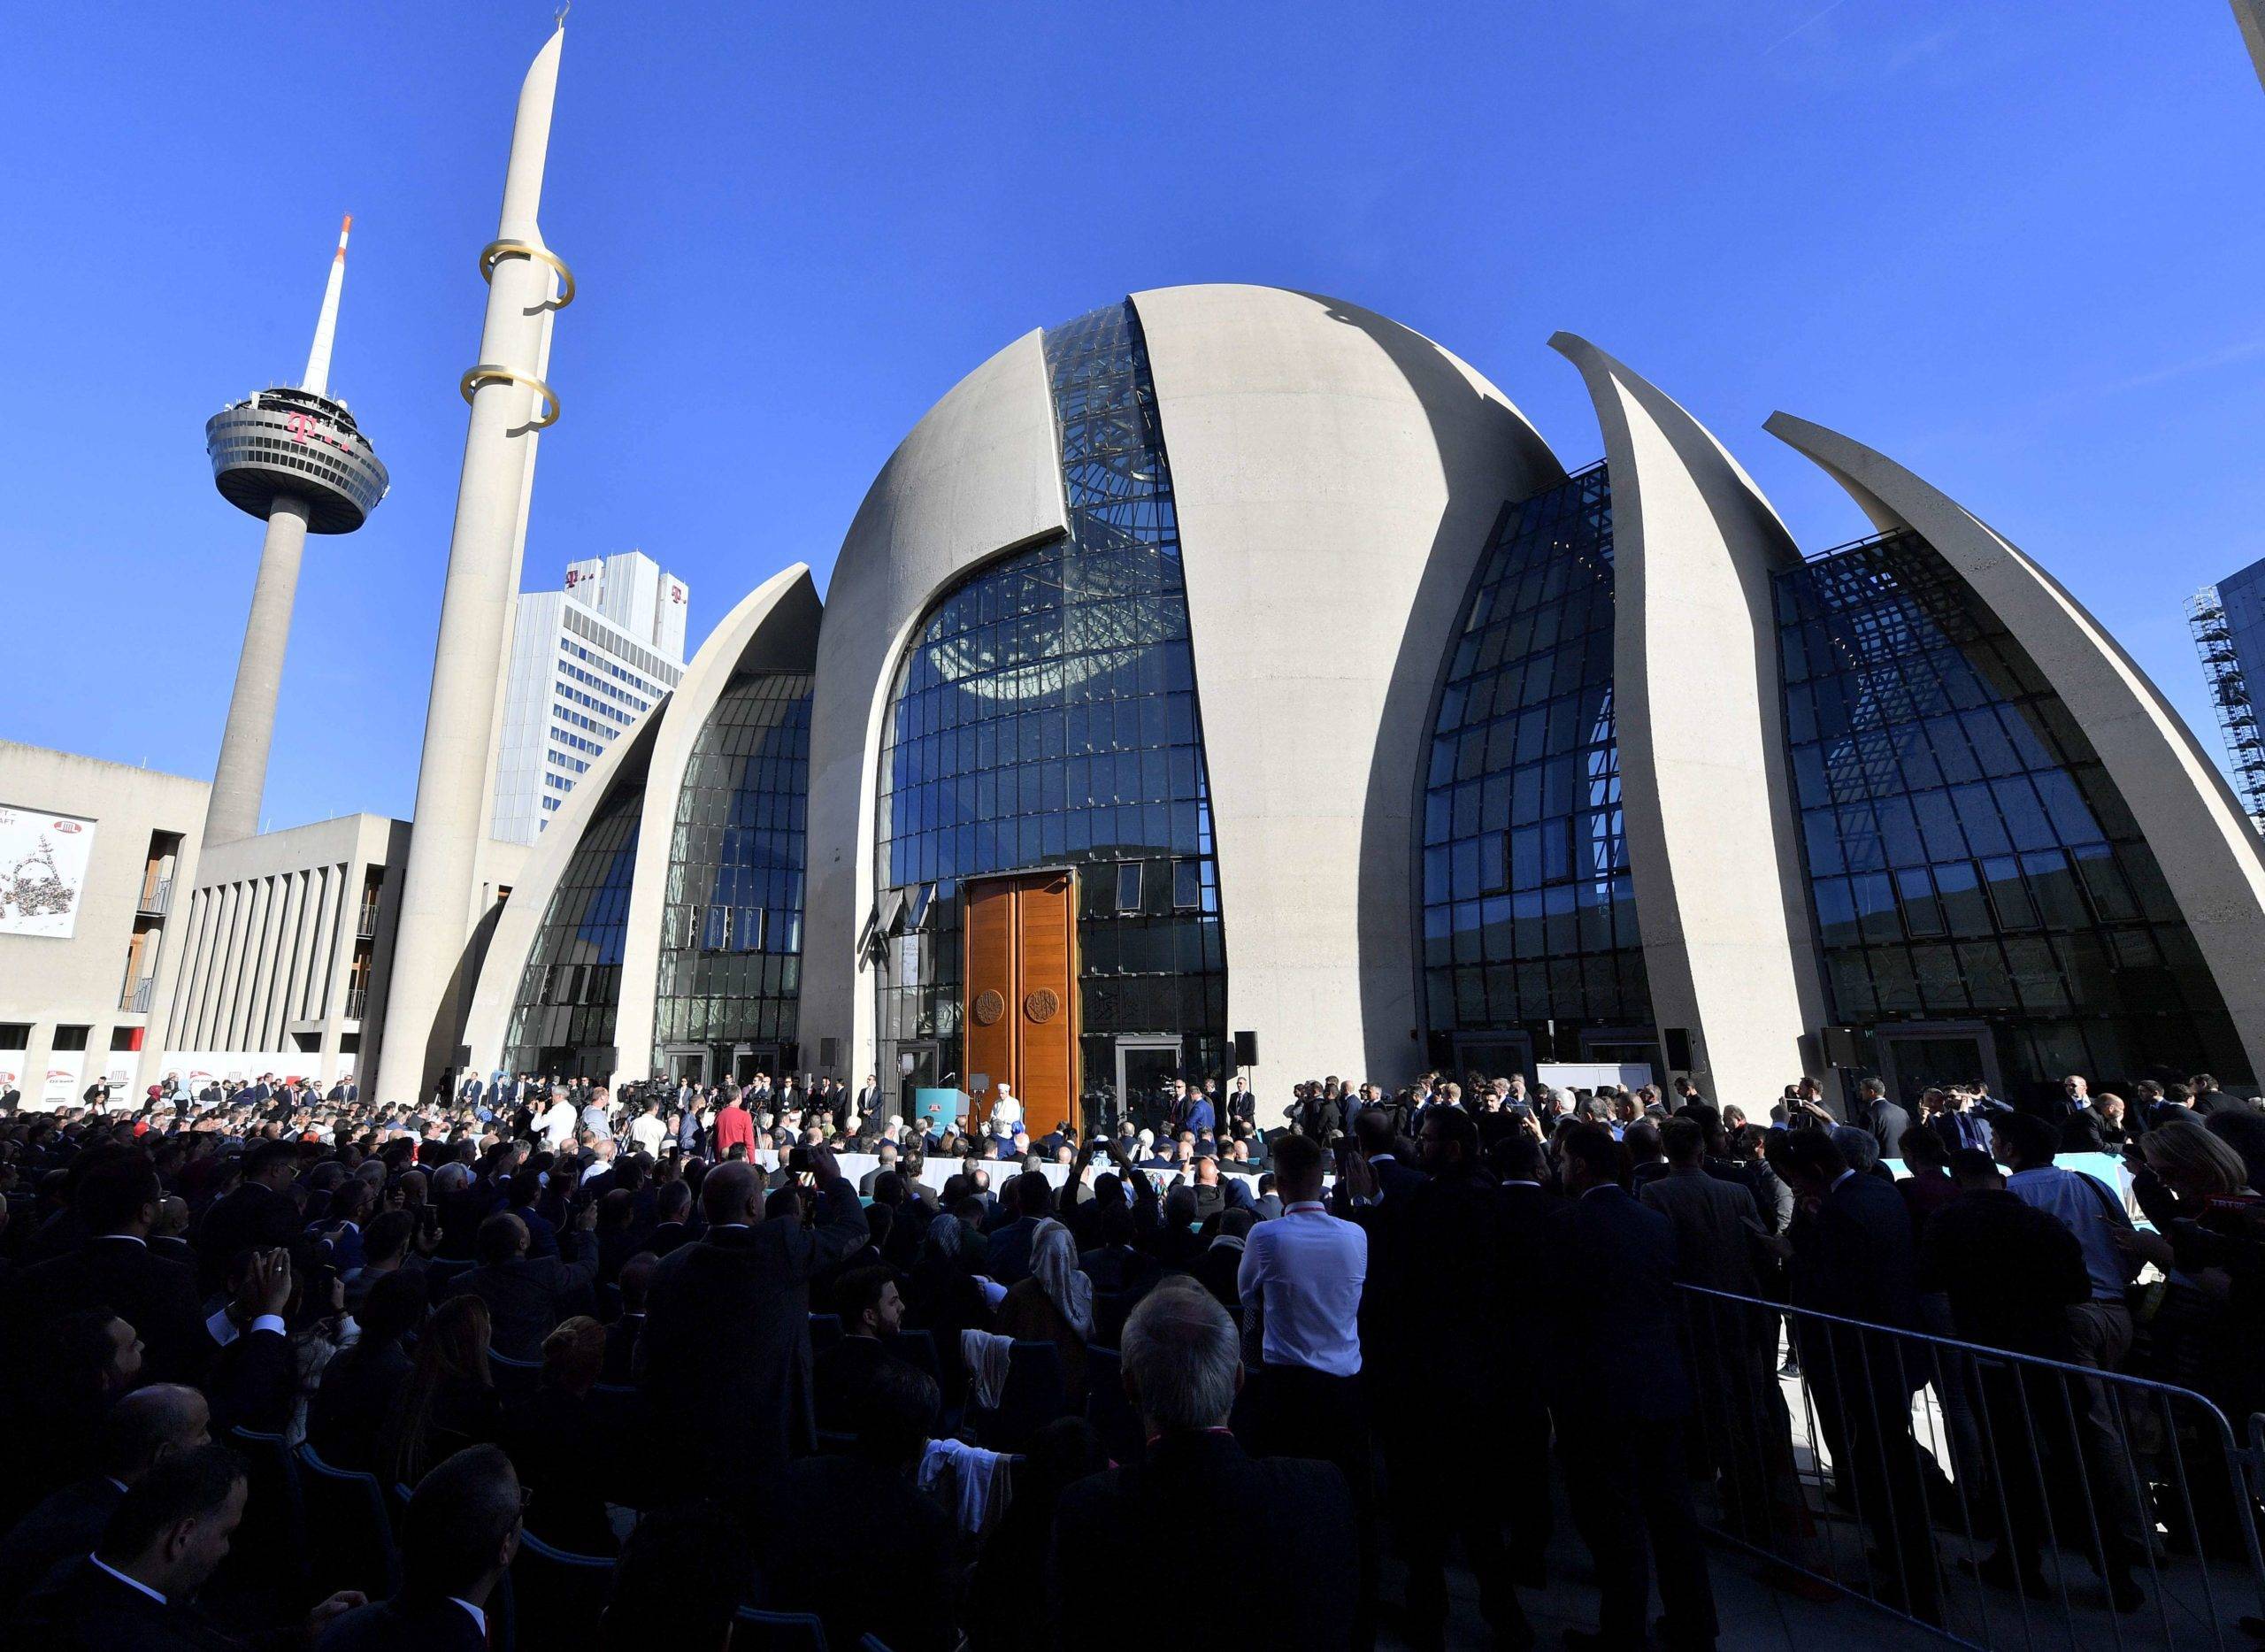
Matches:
[302,214,352,396]
[377,23,574,1103]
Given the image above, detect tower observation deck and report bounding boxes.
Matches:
[206,383,388,533]
[199,214,389,848]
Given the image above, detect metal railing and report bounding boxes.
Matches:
[1675,1283,2265,1648]
[343,987,367,1020]
[138,876,172,917]
[119,977,153,1013]
[356,902,380,938]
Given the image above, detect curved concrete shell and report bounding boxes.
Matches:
[461,684,666,1073]
[1767,411,2265,1081]
[611,565,821,1074]
[802,285,1562,1095]
[1134,287,1562,1084]
[800,327,1068,1087]
[1550,336,1827,1106]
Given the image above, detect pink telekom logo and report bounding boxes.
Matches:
[565,569,582,586]
[284,411,349,451]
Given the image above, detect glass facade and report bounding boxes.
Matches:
[1419,464,1649,1068]
[656,670,813,1073]
[1778,528,2247,1093]
[871,301,1227,1115]
[503,768,644,1077]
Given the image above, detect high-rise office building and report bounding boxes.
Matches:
[491,550,689,845]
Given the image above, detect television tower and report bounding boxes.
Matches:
[203,216,389,846]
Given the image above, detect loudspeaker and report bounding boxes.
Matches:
[1822,1026,1863,1069]
[452,1045,472,1069]
[818,1038,840,1068]
[1663,1027,1693,1071]
[1232,1030,1259,1069]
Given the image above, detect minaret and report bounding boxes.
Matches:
[203,215,389,847]
[375,23,572,1103]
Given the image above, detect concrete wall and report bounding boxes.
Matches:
[1131,285,1562,1086]
[800,327,1069,1087]
[0,743,209,1106]
[1551,337,1826,1110]
[155,811,409,1090]
[798,286,1563,1093]
[1767,411,2265,1083]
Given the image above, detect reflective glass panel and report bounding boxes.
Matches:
[656,670,812,1064]
[1419,464,1649,1046]
[1777,528,2246,1090]
[504,766,644,1076]
[871,302,1228,1108]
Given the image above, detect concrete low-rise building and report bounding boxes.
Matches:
[0,743,208,1105]
[150,812,410,1091]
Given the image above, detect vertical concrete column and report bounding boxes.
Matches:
[374,27,565,1103]
[204,496,310,847]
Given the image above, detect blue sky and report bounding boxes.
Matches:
[3,2,2261,827]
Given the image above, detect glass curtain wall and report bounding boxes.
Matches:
[656,670,813,1078]
[1419,464,1650,1072]
[871,301,1228,1120]
[503,773,644,1077]
[1777,527,2247,1095]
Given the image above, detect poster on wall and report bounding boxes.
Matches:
[0,803,98,938]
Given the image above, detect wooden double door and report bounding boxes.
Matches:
[963,868,1079,1141]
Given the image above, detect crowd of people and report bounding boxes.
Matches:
[0,1057,2261,1650]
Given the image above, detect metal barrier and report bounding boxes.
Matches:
[1675,1283,2265,1649]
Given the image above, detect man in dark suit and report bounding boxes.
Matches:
[12,1445,364,1652]
[0,1383,210,1612]
[315,1444,518,1652]
[1489,1126,1562,1576]
[760,1360,956,1652]
[1363,1106,1532,1650]
[1855,1078,1913,1165]
[193,1141,301,1296]
[1777,1128,1940,1622]
[441,1209,598,1362]
[637,1153,868,1509]
[602,1252,656,1386]
[4,1152,213,1387]
[1543,1123,1718,1651]
[983,1172,1051,1285]
[1343,1106,1426,1209]
[1050,1279,1358,1650]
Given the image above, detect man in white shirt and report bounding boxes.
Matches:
[1235,1131,1375,1639]
[537,1087,578,1150]
[627,1097,669,1160]
[1992,1109,2149,1565]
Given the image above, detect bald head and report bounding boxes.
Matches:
[703,1160,763,1226]
[101,1383,211,1480]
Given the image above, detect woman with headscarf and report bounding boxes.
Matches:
[908,1203,993,1410]
[998,1217,1092,1407]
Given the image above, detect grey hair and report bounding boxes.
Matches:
[432,1160,476,1194]
[1830,1125,1879,1173]
[1120,1278,1240,1432]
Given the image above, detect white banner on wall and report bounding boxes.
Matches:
[42,1051,87,1109]
[0,803,98,938]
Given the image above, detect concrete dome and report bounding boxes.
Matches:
[800,283,1566,1089]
